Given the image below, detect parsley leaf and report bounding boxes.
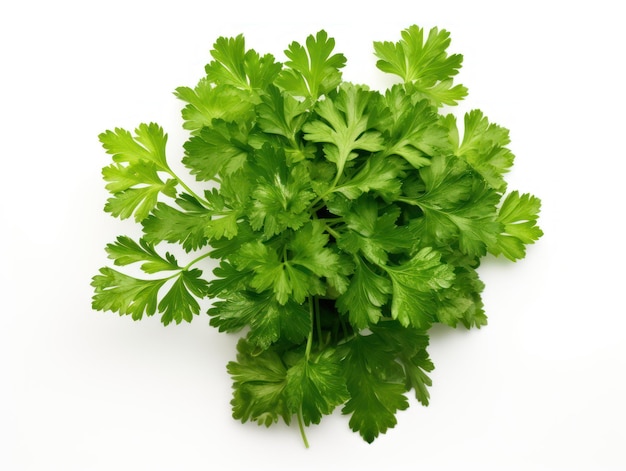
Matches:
[99,124,178,221]
[383,248,455,328]
[205,34,281,91]
[374,25,467,106]
[209,291,310,349]
[91,268,209,326]
[91,268,166,321]
[228,339,291,427]
[410,154,502,257]
[336,256,391,330]
[302,83,384,178]
[334,152,406,201]
[248,145,315,237]
[174,82,255,134]
[379,85,450,167]
[444,110,516,192]
[341,331,409,443]
[105,235,179,273]
[142,194,212,252]
[285,349,349,426]
[183,120,253,181]
[490,191,544,261]
[275,30,346,101]
[336,196,417,265]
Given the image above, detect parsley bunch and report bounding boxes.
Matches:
[92,25,542,445]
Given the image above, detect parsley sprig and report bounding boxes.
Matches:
[92,25,542,445]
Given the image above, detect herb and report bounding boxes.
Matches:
[92,25,542,446]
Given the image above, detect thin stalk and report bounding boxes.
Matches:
[299,297,315,449]
[166,169,212,208]
[305,297,314,359]
[297,406,310,449]
[396,196,421,206]
[183,251,213,271]
[324,224,341,240]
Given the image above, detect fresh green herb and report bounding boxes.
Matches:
[92,25,542,446]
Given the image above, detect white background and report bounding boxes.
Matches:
[2,1,625,469]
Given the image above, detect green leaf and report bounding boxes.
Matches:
[285,349,349,425]
[256,84,309,141]
[174,82,255,134]
[248,146,315,237]
[99,123,170,169]
[233,222,338,304]
[93,265,209,326]
[158,269,210,326]
[383,248,455,328]
[228,339,291,427]
[105,235,180,273]
[436,263,488,329]
[287,220,339,279]
[104,180,177,222]
[206,261,253,298]
[337,197,417,265]
[99,124,178,221]
[336,256,391,330]
[275,30,346,100]
[207,221,256,260]
[411,154,502,257]
[209,291,310,349]
[369,323,434,406]
[447,109,515,191]
[334,152,406,201]
[402,348,434,406]
[490,191,543,261]
[341,332,409,443]
[302,83,384,176]
[204,171,254,241]
[232,241,292,303]
[183,120,252,181]
[91,268,167,321]
[205,34,281,90]
[142,194,212,252]
[374,25,467,106]
[101,161,164,194]
[380,85,450,167]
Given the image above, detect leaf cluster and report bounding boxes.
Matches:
[92,25,542,445]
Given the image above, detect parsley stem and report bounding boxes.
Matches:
[305,297,314,359]
[297,297,316,449]
[183,251,212,271]
[166,169,211,208]
[297,406,310,449]
[396,196,420,206]
[324,224,341,240]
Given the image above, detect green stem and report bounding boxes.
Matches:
[166,169,211,208]
[305,297,314,359]
[183,251,213,271]
[297,406,310,449]
[324,224,341,240]
[298,297,316,449]
[396,196,421,206]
